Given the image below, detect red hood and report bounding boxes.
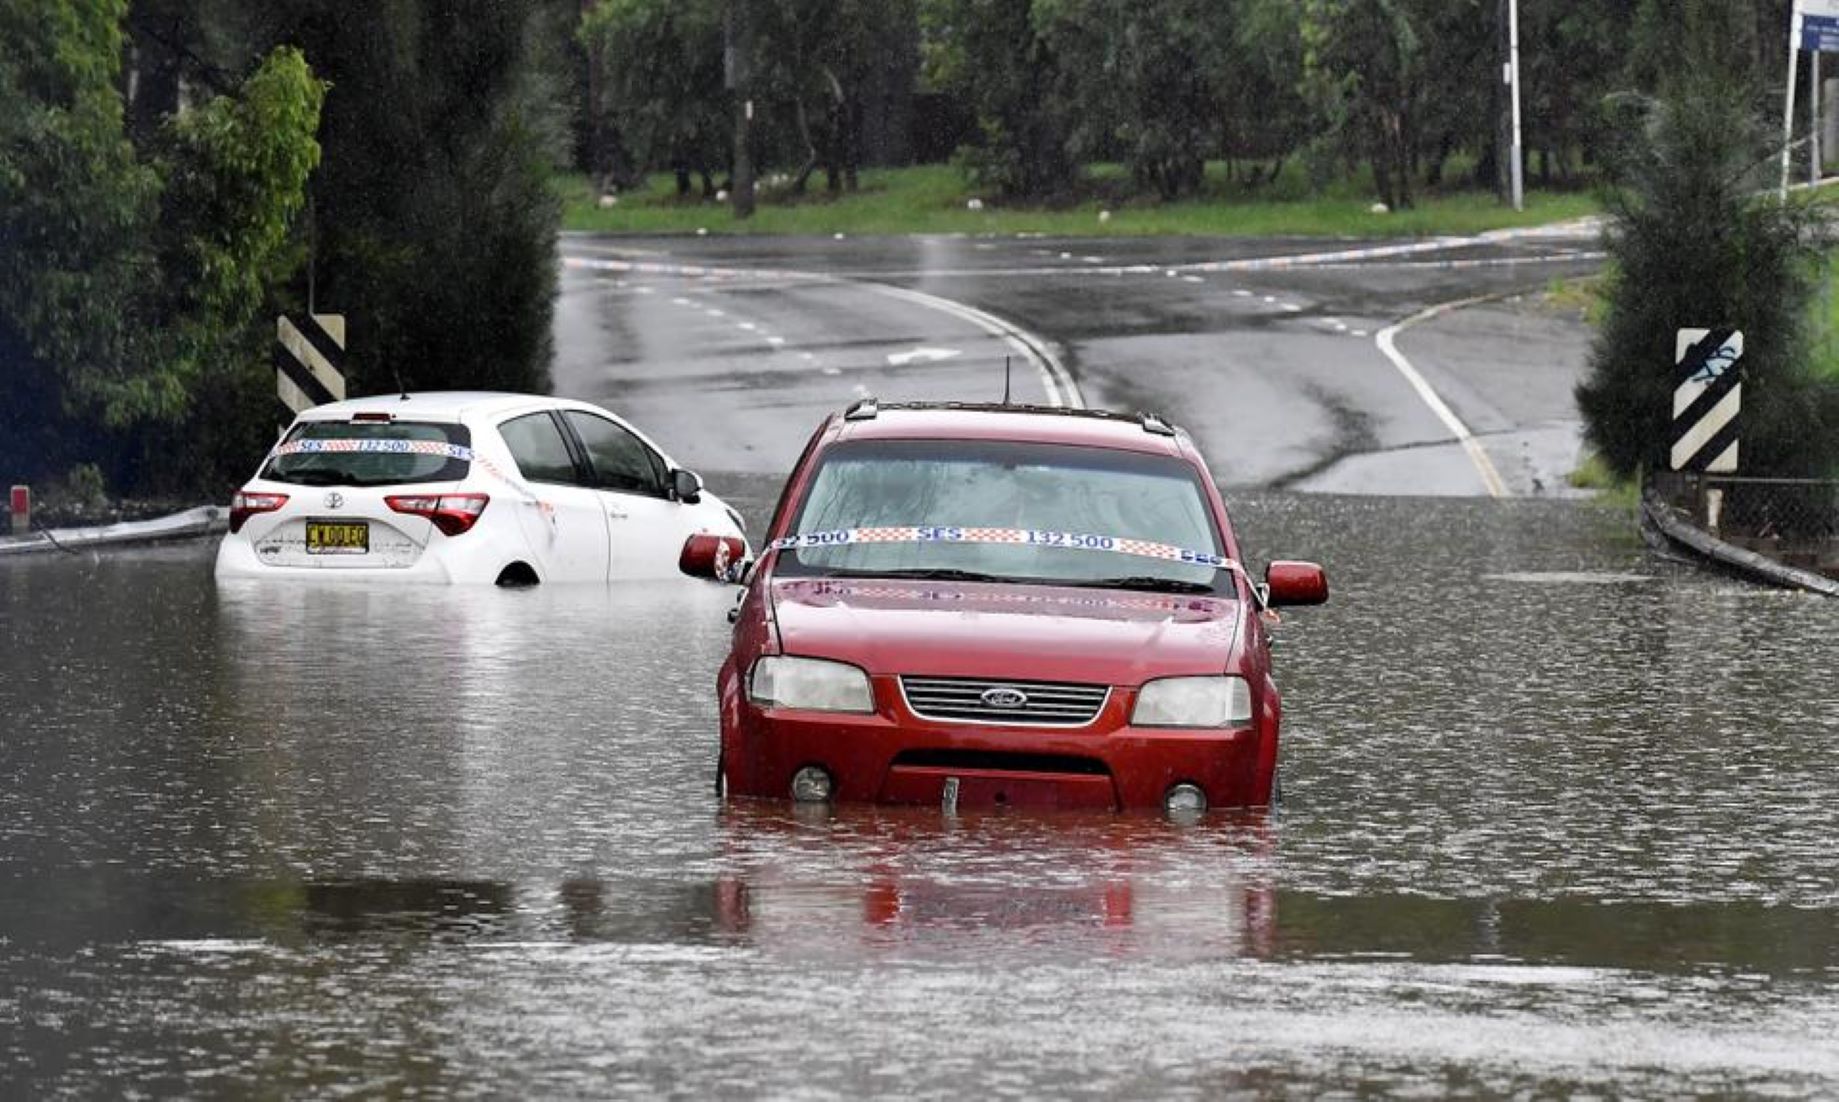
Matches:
[769,578,1243,685]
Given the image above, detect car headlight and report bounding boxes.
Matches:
[749,656,875,713]
[1131,676,1253,728]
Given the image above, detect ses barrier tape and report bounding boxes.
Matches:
[270,438,474,460]
[771,526,1240,572]
[266,438,557,524]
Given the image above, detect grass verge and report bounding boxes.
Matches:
[557,164,1600,238]
[1568,452,1641,508]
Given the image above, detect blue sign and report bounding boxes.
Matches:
[1805,13,1839,51]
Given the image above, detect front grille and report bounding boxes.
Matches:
[899,676,1110,727]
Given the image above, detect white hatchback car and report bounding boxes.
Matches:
[216,392,748,585]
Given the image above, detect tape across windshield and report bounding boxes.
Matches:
[770,526,1241,573]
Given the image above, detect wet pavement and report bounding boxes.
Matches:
[4,481,1838,1096]
[555,232,1602,494]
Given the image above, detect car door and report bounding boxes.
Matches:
[561,410,690,580]
[496,411,611,582]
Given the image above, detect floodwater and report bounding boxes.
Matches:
[3,483,1837,1097]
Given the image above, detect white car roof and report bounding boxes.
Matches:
[291,391,682,470]
[298,391,603,422]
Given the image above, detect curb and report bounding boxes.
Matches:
[1639,486,1838,596]
[0,505,227,558]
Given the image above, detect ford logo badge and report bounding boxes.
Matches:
[980,686,1029,709]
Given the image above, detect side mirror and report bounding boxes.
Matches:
[680,533,749,583]
[671,468,704,504]
[1265,561,1328,607]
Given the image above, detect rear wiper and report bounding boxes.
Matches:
[1079,576,1215,594]
[272,469,354,486]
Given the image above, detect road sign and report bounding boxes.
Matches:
[276,313,346,415]
[1670,329,1742,474]
[1801,0,1839,51]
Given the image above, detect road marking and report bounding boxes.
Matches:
[1375,298,1509,498]
[560,253,1082,407]
[864,284,1083,408]
[887,346,964,366]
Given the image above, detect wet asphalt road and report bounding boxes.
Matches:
[6,230,1839,1095]
[554,229,1600,495]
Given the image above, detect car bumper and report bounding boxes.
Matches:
[213,533,482,583]
[720,685,1271,811]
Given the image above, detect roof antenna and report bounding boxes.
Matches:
[394,368,410,401]
[1002,355,1013,406]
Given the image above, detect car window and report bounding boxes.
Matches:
[565,411,666,495]
[261,420,470,487]
[499,412,580,484]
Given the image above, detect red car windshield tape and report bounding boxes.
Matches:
[770,526,1241,573]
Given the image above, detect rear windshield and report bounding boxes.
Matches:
[260,420,472,487]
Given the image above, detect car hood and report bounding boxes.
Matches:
[769,577,1242,684]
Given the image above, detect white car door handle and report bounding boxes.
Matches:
[607,507,628,520]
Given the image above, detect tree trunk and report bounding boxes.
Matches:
[791,97,820,195]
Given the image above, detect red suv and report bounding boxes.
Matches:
[681,401,1326,814]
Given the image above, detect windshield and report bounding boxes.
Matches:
[260,420,472,487]
[779,439,1232,595]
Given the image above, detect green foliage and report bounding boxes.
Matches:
[579,0,728,189]
[1578,79,1839,479]
[0,0,322,488]
[923,0,1076,198]
[1033,0,1231,199]
[239,0,566,399]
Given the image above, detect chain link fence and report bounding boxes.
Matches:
[1649,472,1839,580]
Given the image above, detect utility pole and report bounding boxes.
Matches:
[728,0,756,219]
[1507,0,1524,211]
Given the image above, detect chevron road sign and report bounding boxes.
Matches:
[1670,328,1743,474]
[276,313,347,415]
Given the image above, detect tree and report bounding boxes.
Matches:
[0,0,323,487]
[922,0,1076,198]
[1034,0,1231,199]
[1578,77,1838,479]
[230,0,566,399]
[579,0,728,196]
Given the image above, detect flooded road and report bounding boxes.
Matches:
[3,485,1838,1096]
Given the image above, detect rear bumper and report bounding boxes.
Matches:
[213,533,476,583]
[720,683,1271,811]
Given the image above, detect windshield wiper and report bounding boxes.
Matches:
[1078,576,1216,594]
[828,568,1011,584]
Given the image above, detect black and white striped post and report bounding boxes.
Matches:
[275,313,347,416]
[1670,328,1743,475]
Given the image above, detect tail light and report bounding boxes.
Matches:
[386,493,489,536]
[229,490,288,533]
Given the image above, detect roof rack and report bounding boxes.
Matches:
[841,400,1181,436]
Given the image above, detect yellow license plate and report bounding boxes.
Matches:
[305,520,369,555]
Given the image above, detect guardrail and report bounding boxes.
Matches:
[1648,472,1839,581]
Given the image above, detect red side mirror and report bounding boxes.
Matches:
[1265,561,1328,607]
[680,534,750,583]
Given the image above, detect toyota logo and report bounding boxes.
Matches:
[323,492,345,510]
[979,686,1029,709]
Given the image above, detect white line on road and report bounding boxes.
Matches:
[1375,298,1509,498]
[861,284,1084,408]
[561,254,1082,407]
